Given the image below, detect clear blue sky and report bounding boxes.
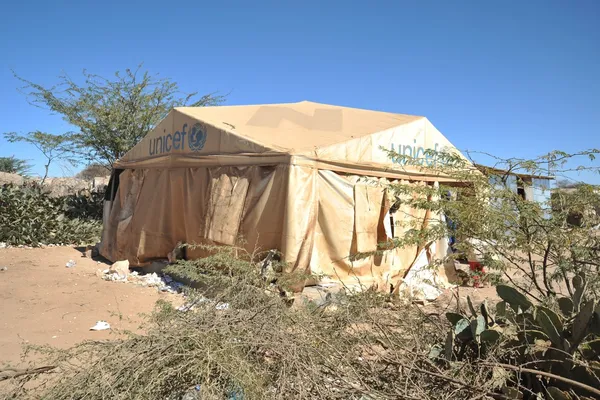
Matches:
[1,0,598,182]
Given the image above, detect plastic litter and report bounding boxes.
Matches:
[316,282,338,288]
[226,384,244,400]
[215,302,230,310]
[109,260,130,279]
[181,385,201,400]
[99,269,184,294]
[0,266,7,272]
[65,260,76,268]
[399,245,454,301]
[89,321,110,331]
[176,297,210,312]
[102,268,128,282]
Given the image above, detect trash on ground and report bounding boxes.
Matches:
[108,260,129,280]
[0,266,7,271]
[316,282,339,288]
[181,385,202,400]
[65,260,76,268]
[176,297,231,312]
[176,297,209,312]
[89,320,110,331]
[226,384,244,400]
[98,267,184,294]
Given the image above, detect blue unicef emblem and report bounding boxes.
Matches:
[189,123,207,152]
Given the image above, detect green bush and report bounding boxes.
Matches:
[60,188,105,220]
[0,183,102,246]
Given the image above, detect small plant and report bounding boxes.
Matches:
[433,276,600,399]
[429,295,501,362]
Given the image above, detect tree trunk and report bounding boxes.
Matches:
[41,161,50,185]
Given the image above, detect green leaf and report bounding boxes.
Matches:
[535,307,563,332]
[470,315,486,342]
[558,297,574,316]
[480,329,501,345]
[546,387,572,400]
[585,338,600,355]
[496,285,532,312]
[467,296,478,318]
[573,273,587,312]
[496,301,507,318]
[571,301,595,350]
[428,344,443,360]
[445,312,465,327]
[480,300,493,326]
[591,311,600,336]
[536,309,562,348]
[455,318,472,341]
[444,330,454,361]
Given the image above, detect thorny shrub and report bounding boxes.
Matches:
[2,244,504,400]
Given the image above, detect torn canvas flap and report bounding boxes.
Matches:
[400,246,443,301]
[354,184,384,253]
[204,167,250,245]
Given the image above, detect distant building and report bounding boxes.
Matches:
[474,164,554,205]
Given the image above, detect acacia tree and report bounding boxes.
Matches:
[372,147,600,398]
[0,156,31,175]
[75,163,111,180]
[4,131,77,184]
[379,147,600,298]
[14,66,225,167]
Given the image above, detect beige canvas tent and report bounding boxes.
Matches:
[99,101,464,292]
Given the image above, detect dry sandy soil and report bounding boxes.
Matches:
[0,246,181,367]
[0,246,502,371]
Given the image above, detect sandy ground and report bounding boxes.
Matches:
[0,246,181,367]
[0,246,521,369]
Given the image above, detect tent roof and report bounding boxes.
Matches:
[116,101,464,181]
[175,101,424,153]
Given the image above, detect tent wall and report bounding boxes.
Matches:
[307,172,437,290]
[101,165,287,265]
[100,164,449,291]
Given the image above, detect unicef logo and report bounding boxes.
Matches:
[189,123,207,152]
